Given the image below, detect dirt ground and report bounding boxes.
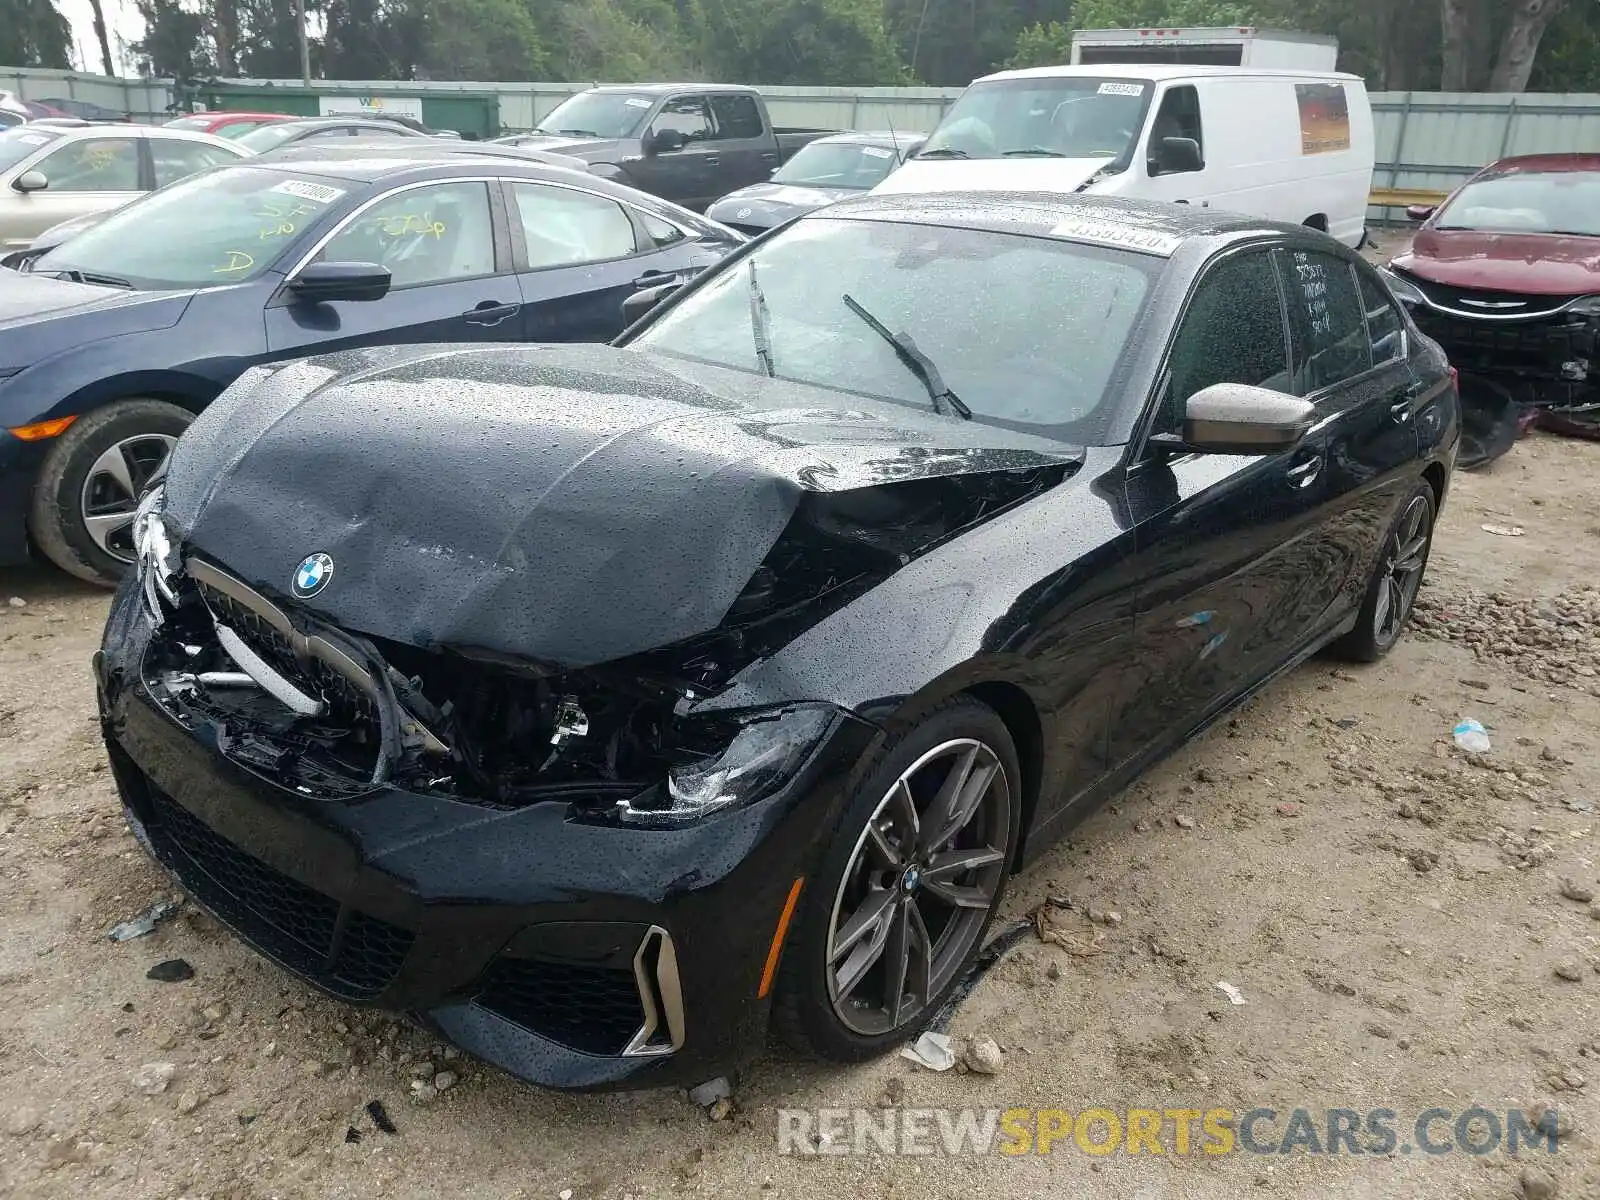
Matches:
[4,303,1600,1197]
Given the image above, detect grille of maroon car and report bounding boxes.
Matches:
[142,780,414,1000]
[1405,275,1579,318]
[1412,306,1597,383]
[474,956,647,1056]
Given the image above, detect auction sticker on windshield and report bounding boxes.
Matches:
[861,146,894,159]
[1097,82,1145,97]
[624,97,653,108]
[1049,219,1180,257]
[270,180,347,205]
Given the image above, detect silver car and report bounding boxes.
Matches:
[0,124,248,251]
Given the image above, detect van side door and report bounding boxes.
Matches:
[1136,83,1210,208]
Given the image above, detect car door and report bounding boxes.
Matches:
[1136,83,1210,207]
[1108,244,1334,768]
[633,95,718,208]
[505,179,710,342]
[264,178,522,357]
[1278,248,1424,628]
[707,93,776,192]
[7,134,142,243]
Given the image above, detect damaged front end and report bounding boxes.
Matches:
[131,457,1064,822]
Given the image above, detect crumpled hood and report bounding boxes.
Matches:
[1397,229,1600,296]
[0,274,192,364]
[871,157,1108,197]
[164,343,1080,668]
[706,182,857,228]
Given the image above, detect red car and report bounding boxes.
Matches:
[1381,154,1600,431]
[164,111,295,140]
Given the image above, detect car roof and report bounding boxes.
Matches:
[12,122,237,147]
[978,63,1362,83]
[183,111,293,121]
[1479,152,1600,175]
[586,83,760,96]
[265,140,587,169]
[818,191,1296,250]
[249,149,583,180]
[272,116,423,129]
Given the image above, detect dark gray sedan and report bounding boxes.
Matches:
[705,131,924,236]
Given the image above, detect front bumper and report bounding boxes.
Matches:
[0,431,44,566]
[95,582,876,1090]
[1410,305,1598,408]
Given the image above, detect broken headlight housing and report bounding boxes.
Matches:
[619,704,838,827]
[132,484,180,622]
[1379,266,1425,309]
[1569,295,1600,317]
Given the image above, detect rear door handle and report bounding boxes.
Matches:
[1286,453,1323,489]
[464,301,520,327]
[1390,399,1414,423]
[633,271,680,289]
[760,151,778,162]
[704,156,720,167]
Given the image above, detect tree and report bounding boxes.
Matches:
[87,0,116,74]
[1491,0,1570,90]
[697,0,908,85]
[886,0,1071,86]
[132,0,216,79]
[1008,0,1261,71]
[0,0,73,69]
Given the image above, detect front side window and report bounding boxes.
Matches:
[152,140,240,187]
[709,94,764,140]
[652,96,712,143]
[216,121,265,139]
[1147,84,1203,174]
[1160,250,1288,432]
[34,166,351,288]
[1279,249,1371,395]
[632,216,1157,443]
[509,183,637,269]
[921,77,1151,162]
[1432,169,1600,237]
[638,209,685,249]
[34,137,139,192]
[317,181,496,288]
[235,124,308,153]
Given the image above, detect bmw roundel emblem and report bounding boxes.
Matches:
[292,552,334,598]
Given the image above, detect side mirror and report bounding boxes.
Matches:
[622,281,680,327]
[646,128,687,156]
[1148,136,1202,177]
[1405,204,1435,222]
[288,261,391,304]
[1177,383,1315,455]
[12,170,48,193]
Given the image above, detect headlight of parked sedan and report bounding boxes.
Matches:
[132,484,180,621]
[618,704,838,827]
[1379,266,1426,308]
[1568,294,1600,317]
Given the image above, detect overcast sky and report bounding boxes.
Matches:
[58,0,146,75]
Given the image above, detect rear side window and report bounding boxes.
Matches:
[709,94,764,140]
[510,182,639,268]
[637,209,685,249]
[1159,249,1289,431]
[1356,264,1404,365]
[152,140,239,187]
[1279,249,1372,394]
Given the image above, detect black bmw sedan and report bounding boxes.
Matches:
[96,194,1458,1091]
[0,153,742,585]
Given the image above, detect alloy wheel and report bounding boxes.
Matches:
[1374,494,1431,645]
[79,433,176,562]
[825,738,1012,1036]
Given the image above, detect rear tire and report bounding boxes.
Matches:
[1331,480,1435,663]
[770,697,1020,1062]
[28,399,192,587]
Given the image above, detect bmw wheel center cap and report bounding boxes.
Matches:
[292,552,334,598]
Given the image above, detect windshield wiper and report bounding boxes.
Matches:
[43,268,134,289]
[542,127,600,137]
[1002,147,1068,157]
[840,293,971,421]
[748,260,774,377]
[914,147,969,159]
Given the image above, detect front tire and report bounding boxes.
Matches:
[1332,481,1436,662]
[28,399,192,586]
[771,697,1021,1062]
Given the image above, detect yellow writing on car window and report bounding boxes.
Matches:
[213,249,255,274]
[375,213,446,239]
[255,197,319,221]
[81,144,120,170]
[259,222,297,240]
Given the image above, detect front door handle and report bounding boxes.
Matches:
[704,156,720,167]
[464,301,520,327]
[1286,453,1323,489]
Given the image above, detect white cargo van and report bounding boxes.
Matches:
[872,65,1375,247]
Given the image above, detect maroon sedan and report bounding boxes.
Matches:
[1381,154,1600,431]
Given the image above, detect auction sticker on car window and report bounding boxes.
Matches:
[17,133,50,145]
[624,97,653,108]
[1098,82,1145,97]
[860,146,893,159]
[1049,218,1181,256]
[270,179,347,205]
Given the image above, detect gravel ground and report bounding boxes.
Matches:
[3,397,1599,1195]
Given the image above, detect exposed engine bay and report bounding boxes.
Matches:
[137,464,1066,812]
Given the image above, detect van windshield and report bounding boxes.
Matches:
[918,77,1151,162]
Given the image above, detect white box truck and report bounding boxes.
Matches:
[873,64,1375,247]
[1071,27,1339,71]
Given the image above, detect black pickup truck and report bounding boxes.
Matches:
[494,84,837,212]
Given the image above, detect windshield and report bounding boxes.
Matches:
[921,77,1150,161]
[164,116,210,131]
[35,166,351,288]
[1434,170,1600,237]
[235,123,307,152]
[773,141,906,189]
[535,92,653,138]
[0,127,62,172]
[632,217,1156,443]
